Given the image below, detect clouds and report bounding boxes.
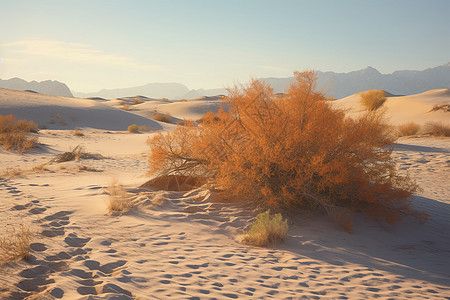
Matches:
[3,40,162,70]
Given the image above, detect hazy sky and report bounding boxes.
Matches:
[1,0,449,92]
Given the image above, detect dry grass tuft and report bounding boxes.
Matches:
[360,90,386,111]
[240,210,288,247]
[0,114,38,153]
[51,145,104,163]
[107,180,134,214]
[397,122,421,137]
[151,113,173,124]
[0,224,33,265]
[430,104,450,112]
[1,163,49,178]
[424,122,450,137]
[72,127,85,136]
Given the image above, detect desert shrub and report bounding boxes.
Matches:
[107,180,133,214]
[0,224,33,265]
[133,98,143,105]
[240,210,288,247]
[424,122,450,137]
[121,103,130,111]
[360,90,386,111]
[51,145,104,163]
[430,104,450,112]
[0,114,38,153]
[72,127,85,136]
[151,113,173,124]
[128,124,139,133]
[397,122,421,137]
[147,71,421,231]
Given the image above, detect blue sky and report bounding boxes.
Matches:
[1,0,449,92]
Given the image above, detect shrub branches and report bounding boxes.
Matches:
[148,71,421,231]
[0,114,38,153]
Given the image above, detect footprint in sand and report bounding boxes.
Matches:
[29,207,47,214]
[64,233,91,247]
[83,260,127,275]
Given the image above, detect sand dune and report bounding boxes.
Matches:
[1,88,449,299]
[0,88,164,131]
[333,88,450,125]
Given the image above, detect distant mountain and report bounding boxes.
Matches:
[74,82,191,100]
[262,63,450,99]
[72,63,450,100]
[0,78,73,97]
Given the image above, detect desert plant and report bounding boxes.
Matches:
[430,104,450,112]
[51,145,104,163]
[0,114,38,153]
[121,103,130,111]
[360,90,386,111]
[133,97,143,105]
[240,210,288,247]
[72,127,85,136]
[128,124,139,133]
[147,71,421,231]
[107,180,133,214]
[424,122,450,137]
[397,122,421,137]
[0,224,33,265]
[151,113,173,124]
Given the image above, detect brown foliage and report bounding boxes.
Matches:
[147,71,420,230]
[360,90,387,111]
[424,122,450,137]
[0,114,38,153]
[397,122,421,137]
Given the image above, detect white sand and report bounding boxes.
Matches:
[333,89,450,125]
[1,88,449,299]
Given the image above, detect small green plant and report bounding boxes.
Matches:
[397,122,421,137]
[360,90,386,111]
[240,210,288,247]
[128,124,139,133]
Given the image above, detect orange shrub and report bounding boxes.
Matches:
[0,114,37,153]
[360,90,386,111]
[148,71,421,231]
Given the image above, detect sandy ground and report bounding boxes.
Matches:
[1,88,449,299]
[0,131,449,299]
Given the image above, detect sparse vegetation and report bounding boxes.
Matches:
[397,122,421,137]
[430,104,450,112]
[72,127,85,136]
[360,90,387,111]
[1,163,49,178]
[133,97,143,105]
[121,103,130,111]
[107,180,134,214]
[148,71,422,231]
[128,124,139,133]
[151,113,173,124]
[51,145,104,163]
[0,114,38,153]
[0,224,33,265]
[424,122,450,137]
[240,210,288,247]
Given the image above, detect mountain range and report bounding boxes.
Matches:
[2,63,449,100]
[0,78,73,97]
